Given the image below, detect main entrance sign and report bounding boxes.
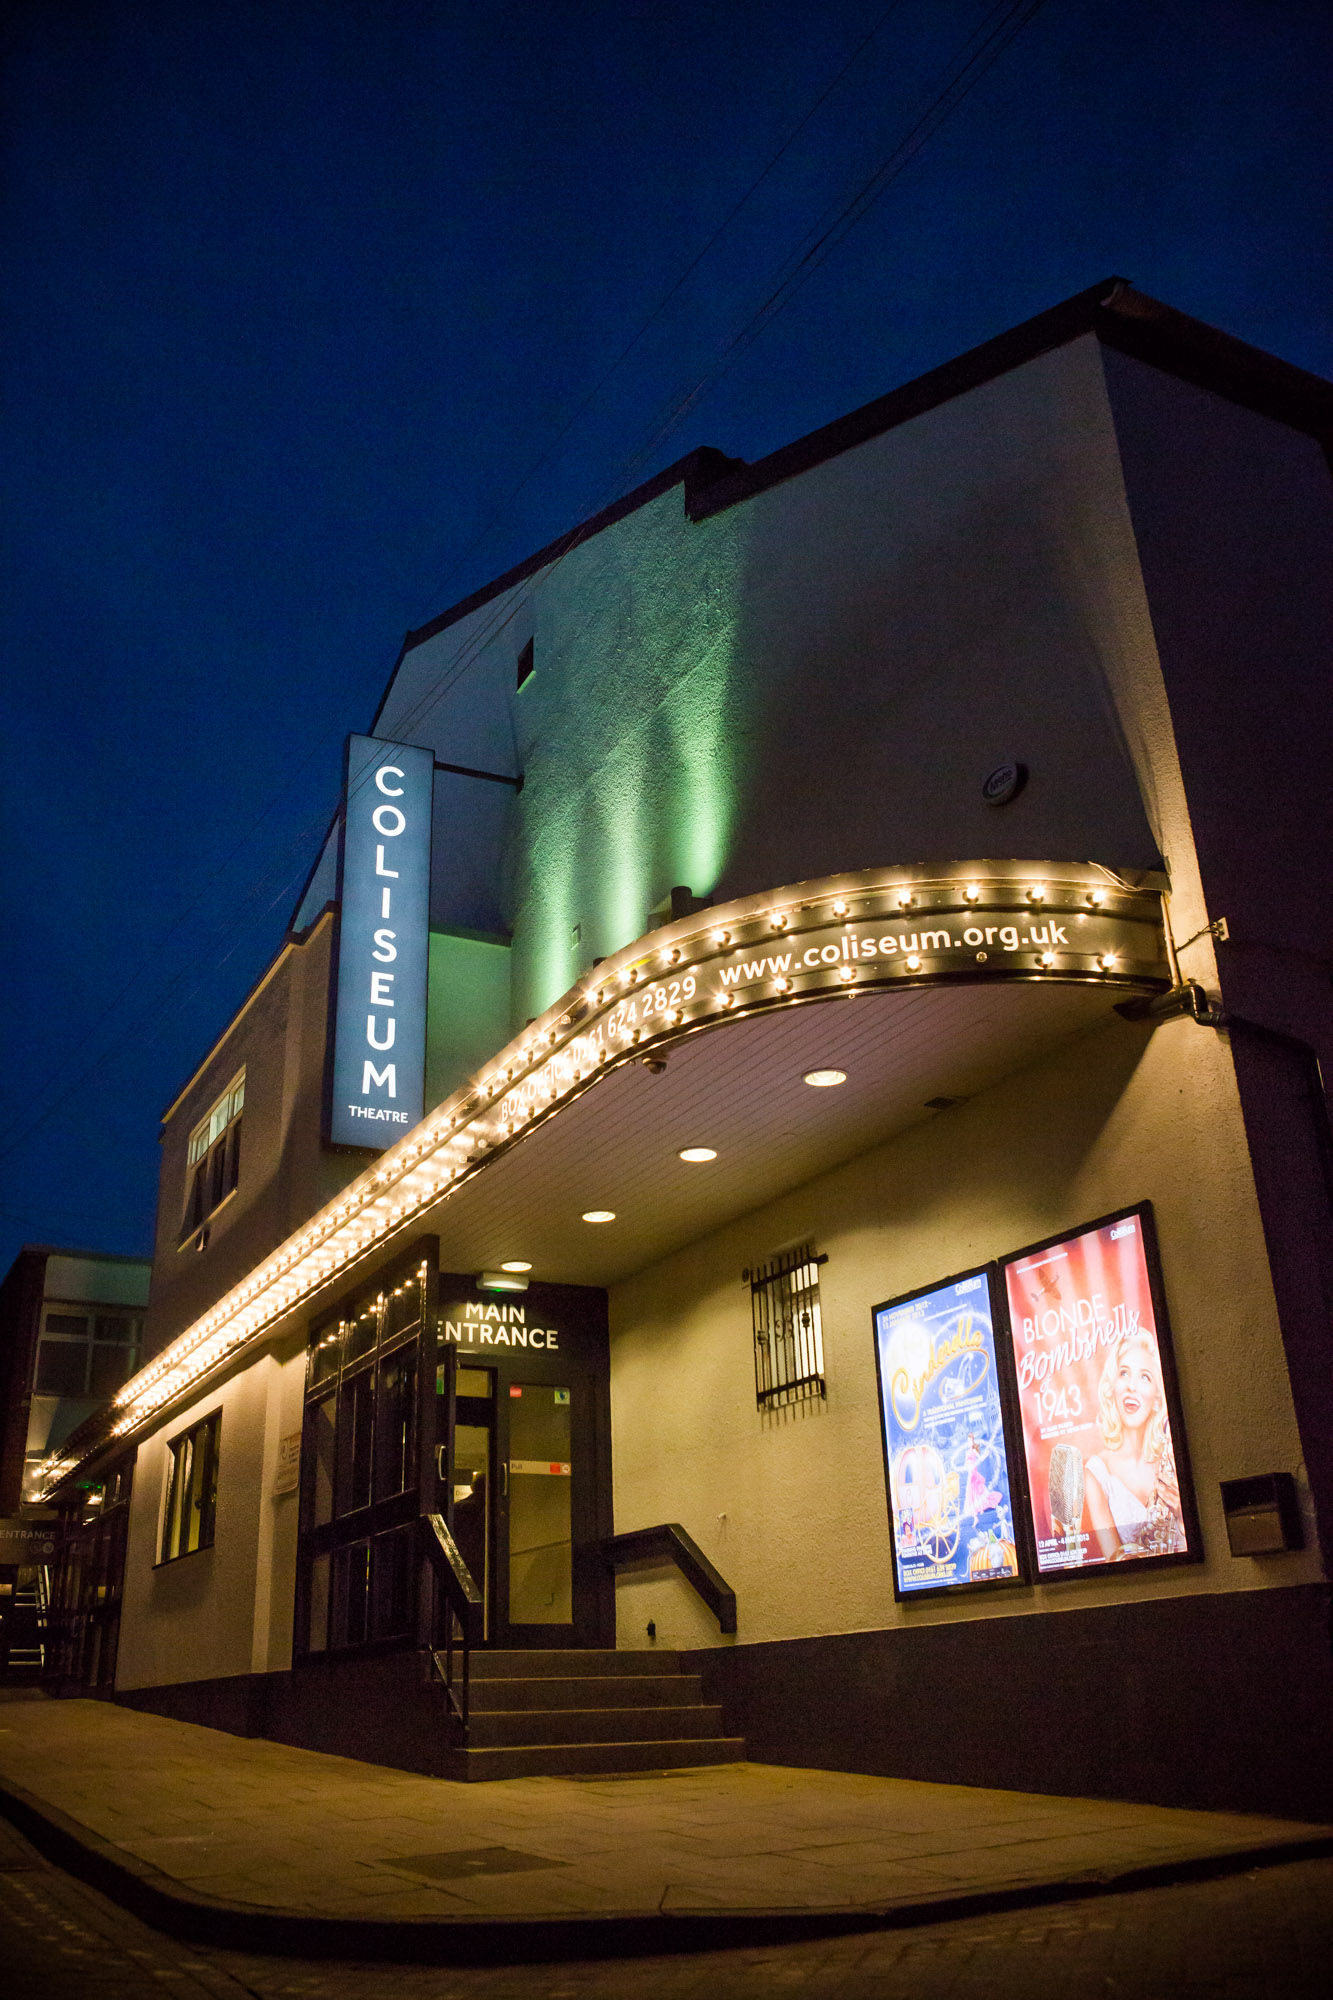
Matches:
[327,735,433,1150]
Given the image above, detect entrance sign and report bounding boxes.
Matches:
[1001,1205,1199,1575]
[872,1268,1024,1598]
[328,735,433,1149]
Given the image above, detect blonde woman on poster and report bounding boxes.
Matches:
[1084,1331,1184,1559]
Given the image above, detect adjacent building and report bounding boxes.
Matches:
[39,280,1333,1817]
[0,1244,150,1681]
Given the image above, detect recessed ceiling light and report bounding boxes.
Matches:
[499,1260,532,1272]
[679,1147,717,1163]
[803,1068,847,1088]
[582,1209,616,1223]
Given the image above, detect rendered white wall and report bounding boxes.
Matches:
[607,1006,1320,1652]
[384,335,1170,1036]
[116,1328,306,1690]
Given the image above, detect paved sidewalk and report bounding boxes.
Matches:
[0,1698,1328,1957]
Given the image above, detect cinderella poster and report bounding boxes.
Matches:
[873,1268,1023,1596]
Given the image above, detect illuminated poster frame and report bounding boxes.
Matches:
[999,1203,1202,1579]
[872,1263,1030,1601]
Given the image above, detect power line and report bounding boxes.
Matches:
[406,0,913,631]
[381,0,1055,750]
[9,1,1053,1183]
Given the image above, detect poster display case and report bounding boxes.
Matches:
[999,1204,1201,1576]
[872,1266,1027,1599]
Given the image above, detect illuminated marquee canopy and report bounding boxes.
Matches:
[43,861,1169,1491]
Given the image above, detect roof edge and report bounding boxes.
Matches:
[389,445,743,669]
[389,274,1333,664]
[688,276,1128,519]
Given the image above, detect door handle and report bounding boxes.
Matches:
[502,1460,508,1497]
[435,1446,447,1482]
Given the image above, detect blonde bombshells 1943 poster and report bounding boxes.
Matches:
[1003,1211,1190,1572]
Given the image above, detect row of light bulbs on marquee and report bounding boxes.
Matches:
[41,867,1147,1493]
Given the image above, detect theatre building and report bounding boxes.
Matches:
[40,281,1333,1818]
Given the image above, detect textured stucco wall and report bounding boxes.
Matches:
[607,1007,1320,1653]
[383,335,1169,1038]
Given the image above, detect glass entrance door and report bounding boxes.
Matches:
[502,1381,574,1638]
[451,1366,494,1640]
[436,1271,612,1649]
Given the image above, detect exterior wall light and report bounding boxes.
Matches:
[896,889,914,908]
[906,953,922,970]
[1028,885,1047,904]
[679,1147,717,1162]
[838,965,855,983]
[1088,888,1107,906]
[770,912,789,931]
[1100,952,1117,970]
[963,884,980,903]
[718,993,736,1010]
[773,975,791,992]
[831,899,848,917]
[712,929,731,946]
[1040,951,1056,967]
[582,1210,616,1223]
[803,1069,847,1087]
[500,1260,532,1272]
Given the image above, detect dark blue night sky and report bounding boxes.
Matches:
[2,0,1330,1268]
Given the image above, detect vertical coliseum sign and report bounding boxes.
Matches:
[327,734,433,1149]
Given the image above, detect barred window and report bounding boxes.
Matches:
[747,1244,827,1408]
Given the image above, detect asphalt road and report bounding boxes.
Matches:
[2,1807,1331,1998]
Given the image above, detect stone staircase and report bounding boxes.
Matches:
[446,1648,744,1781]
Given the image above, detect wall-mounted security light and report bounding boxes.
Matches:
[478,1270,529,1293]
[1220,1473,1304,1555]
[982,759,1027,806]
[499,1260,532,1273]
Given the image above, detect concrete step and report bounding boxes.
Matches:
[470,1648,681,1679]
[447,1736,746,1782]
[466,1704,727,1749]
[473,1674,705,1712]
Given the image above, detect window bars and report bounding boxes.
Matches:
[748,1244,827,1408]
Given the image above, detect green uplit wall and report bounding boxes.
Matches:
[509,488,748,1024]
[425,930,513,1107]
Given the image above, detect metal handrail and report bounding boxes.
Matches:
[602,1523,737,1634]
[422,1512,483,1730]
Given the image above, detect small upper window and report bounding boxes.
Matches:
[160,1411,221,1561]
[183,1070,244,1241]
